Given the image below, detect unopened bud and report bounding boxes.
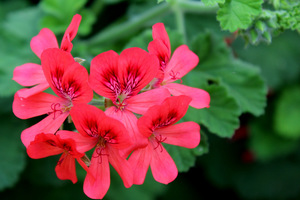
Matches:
[81,154,91,167]
[255,21,266,32]
[250,29,259,44]
[262,31,272,43]
[74,57,86,64]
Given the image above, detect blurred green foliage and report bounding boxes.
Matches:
[0,0,300,199]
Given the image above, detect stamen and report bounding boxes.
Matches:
[48,103,63,119]
[169,70,182,83]
[154,134,167,152]
[93,147,108,164]
[114,97,127,111]
[81,154,91,167]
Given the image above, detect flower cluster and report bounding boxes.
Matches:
[12,14,210,199]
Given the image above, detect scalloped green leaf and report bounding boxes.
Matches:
[183,84,240,138]
[191,32,267,116]
[217,0,263,32]
[274,86,300,139]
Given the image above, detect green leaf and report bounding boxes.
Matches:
[164,131,209,172]
[202,0,225,6]
[218,59,267,116]
[183,84,240,138]
[0,31,38,97]
[0,6,41,96]
[2,7,42,40]
[0,0,29,21]
[40,0,96,36]
[233,31,300,90]
[192,32,267,116]
[0,99,27,191]
[217,0,263,32]
[274,86,300,139]
[40,0,87,18]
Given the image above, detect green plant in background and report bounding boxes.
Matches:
[0,0,299,199]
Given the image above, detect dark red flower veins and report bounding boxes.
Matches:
[51,68,80,101]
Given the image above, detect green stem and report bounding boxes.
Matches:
[88,98,105,106]
[81,1,218,47]
[173,1,187,43]
[177,1,218,13]
[84,3,171,47]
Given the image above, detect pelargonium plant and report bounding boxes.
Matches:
[12,14,210,199]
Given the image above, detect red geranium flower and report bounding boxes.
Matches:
[129,95,200,184]
[89,47,170,155]
[13,14,82,98]
[70,104,133,199]
[148,23,210,109]
[27,131,90,184]
[13,48,93,147]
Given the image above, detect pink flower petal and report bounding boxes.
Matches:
[126,88,170,115]
[148,39,170,70]
[164,83,210,109]
[56,130,96,153]
[164,45,199,83]
[60,14,82,52]
[21,112,69,147]
[137,96,192,136]
[128,142,152,185]
[71,104,131,150]
[151,23,171,57]
[13,90,67,119]
[149,140,177,184]
[55,153,77,183]
[30,28,59,58]
[13,63,46,86]
[41,48,93,103]
[118,47,160,97]
[155,122,200,148]
[105,107,147,157]
[70,104,106,137]
[16,82,49,99]
[107,145,133,188]
[26,133,63,158]
[89,50,120,101]
[84,148,110,199]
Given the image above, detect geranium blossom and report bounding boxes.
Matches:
[27,131,90,183]
[148,23,210,109]
[13,48,93,147]
[129,95,200,184]
[13,14,82,98]
[70,104,133,199]
[89,47,170,155]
